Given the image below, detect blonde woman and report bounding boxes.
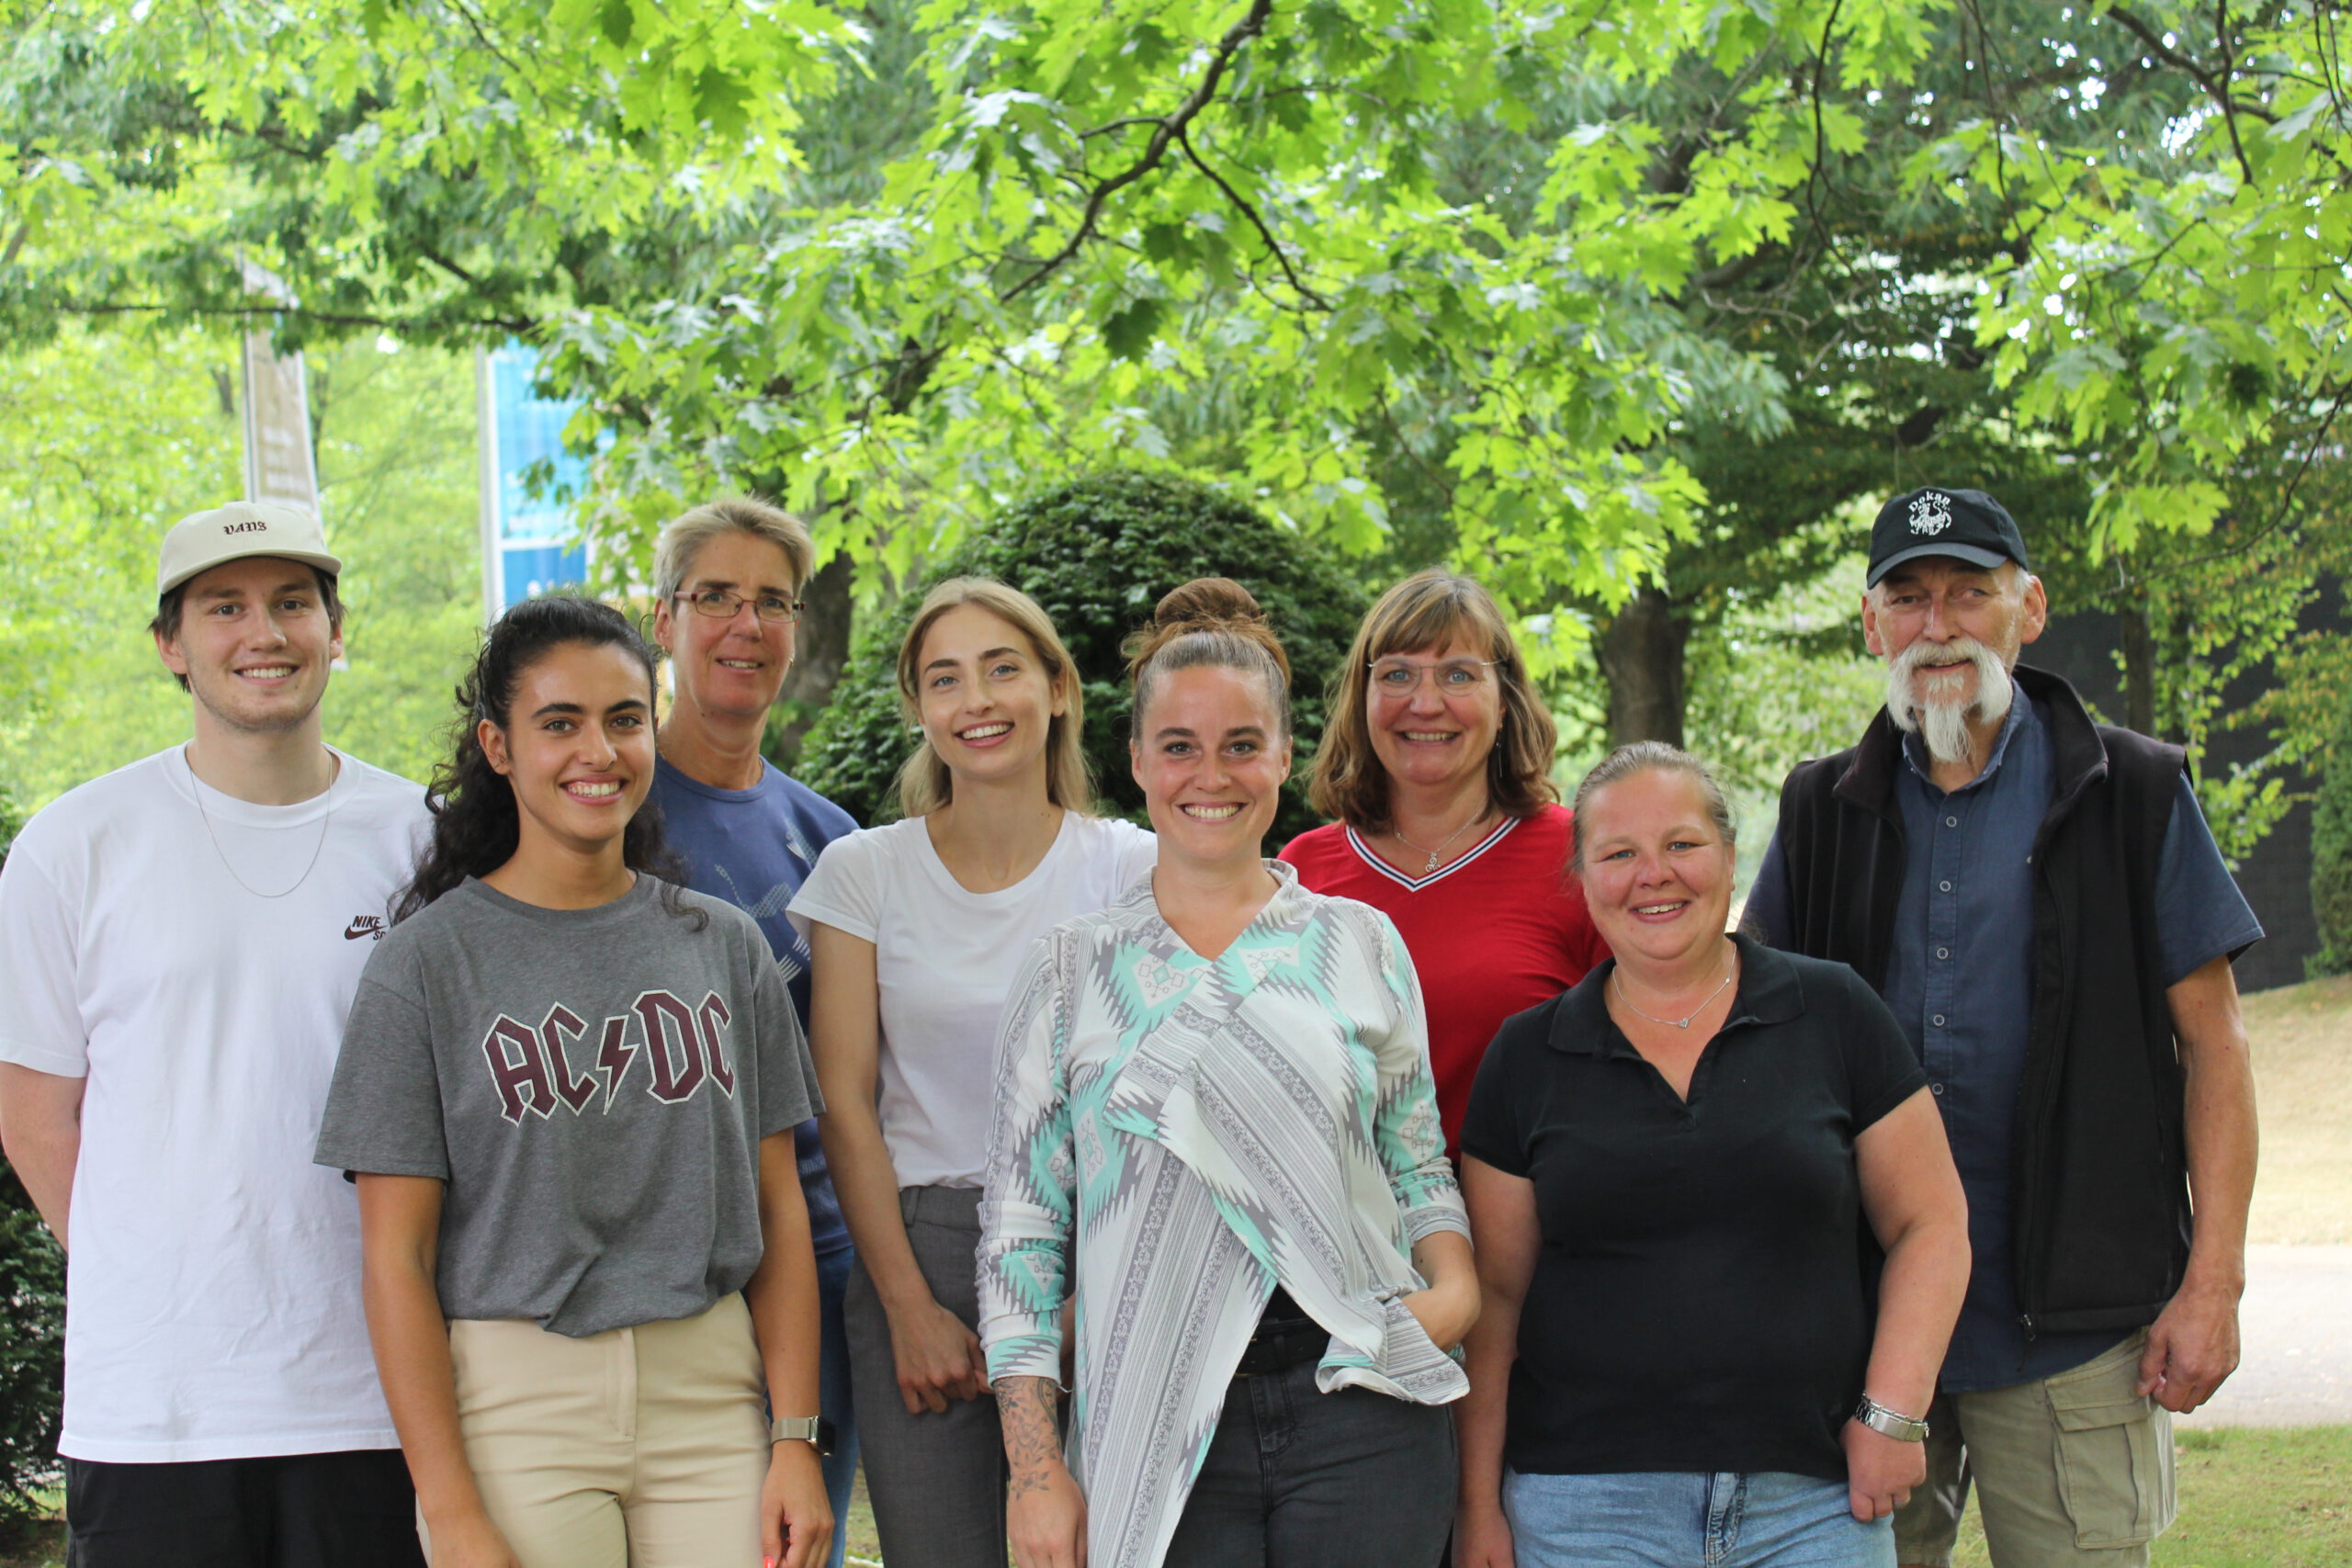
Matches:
[789,579,1155,1568]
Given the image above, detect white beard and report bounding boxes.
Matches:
[1885,637,2014,768]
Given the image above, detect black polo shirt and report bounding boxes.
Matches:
[1459,935,1926,1482]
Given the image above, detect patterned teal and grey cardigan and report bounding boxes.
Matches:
[978,860,1471,1568]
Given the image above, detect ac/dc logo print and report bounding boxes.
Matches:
[481,989,737,1123]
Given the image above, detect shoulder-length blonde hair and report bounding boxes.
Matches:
[892,577,1094,818]
[1306,569,1558,832]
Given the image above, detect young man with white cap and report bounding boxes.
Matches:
[0,502,429,1567]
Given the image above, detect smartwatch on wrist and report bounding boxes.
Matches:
[1852,1395,1929,1443]
[771,1415,837,1456]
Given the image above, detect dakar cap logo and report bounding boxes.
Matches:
[1907,491,1954,536]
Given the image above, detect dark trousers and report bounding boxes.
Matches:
[66,1449,424,1568]
[1162,1357,1457,1568]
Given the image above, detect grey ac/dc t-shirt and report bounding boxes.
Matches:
[316,874,822,1337]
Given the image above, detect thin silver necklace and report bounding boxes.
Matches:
[1613,950,1738,1030]
[191,761,335,899]
[1390,807,1491,874]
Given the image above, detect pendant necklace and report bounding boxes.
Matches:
[1391,808,1490,874]
[1613,950,1738,1030]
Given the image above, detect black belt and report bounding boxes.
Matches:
[1235,1291,1325,1378]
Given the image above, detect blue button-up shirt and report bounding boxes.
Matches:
[1749,691,2262,1392]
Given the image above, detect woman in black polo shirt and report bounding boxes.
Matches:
[1453,742,1969,1568]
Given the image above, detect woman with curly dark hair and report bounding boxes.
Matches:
[316,595,834,1568]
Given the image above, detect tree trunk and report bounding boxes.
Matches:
[1599,586,1689,747]
[763,549,854,771]
[2120,602,2157,739]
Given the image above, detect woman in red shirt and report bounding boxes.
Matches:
[1279,570,1609,1147]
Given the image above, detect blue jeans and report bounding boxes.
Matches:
[1503,1469,1893,1568]
[817,1244,858,1568]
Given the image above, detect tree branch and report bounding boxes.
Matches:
[1801,0,1847,243]
[51,299,537,336]
[1173,126,1328,309]
[444,0,537,88]
[2104,3,2261,182]
[1001,0,1274,304]
[1079,116,1165,140]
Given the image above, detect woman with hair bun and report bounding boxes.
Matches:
[980,578,1477,1568]
[789,578,1155,1568]
[316,595,833,1568]
[1280,570,1607,1153]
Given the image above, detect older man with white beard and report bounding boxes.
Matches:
[1744,487,2262,1568]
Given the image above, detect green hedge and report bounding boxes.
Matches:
[2311,683,2352,978]
[0,795,65,1530]
[797,471,1370,844]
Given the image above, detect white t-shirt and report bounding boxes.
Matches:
[789,811,1155,1188]
[0,746,427,1462]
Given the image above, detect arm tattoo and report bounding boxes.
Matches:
[997,1376,1065,1499]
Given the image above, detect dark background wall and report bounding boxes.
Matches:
[2029,592,2338,993]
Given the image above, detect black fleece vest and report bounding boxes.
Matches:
[1773,666,2189,1334]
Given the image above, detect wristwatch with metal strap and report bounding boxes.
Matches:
[1853,1394,1930,1442]
[770,1415,837,1455]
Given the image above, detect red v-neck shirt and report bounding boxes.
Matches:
[1279,804,1610,1151]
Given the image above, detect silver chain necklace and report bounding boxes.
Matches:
[1612,950,1738,1030]
[1390,808,1491,874]
[191,766,335,900]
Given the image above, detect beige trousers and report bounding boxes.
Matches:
[428,1293,769,1568]
[1895,1330,2177,1568]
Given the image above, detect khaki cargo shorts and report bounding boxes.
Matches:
[1894,1329,2177,1568]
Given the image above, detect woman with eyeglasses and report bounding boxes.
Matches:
[645,498,864,1568]
[1279,570,1608,1151]
[788,579,1156,1568]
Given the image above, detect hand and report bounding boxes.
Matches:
[423,1507,524,1568]
[1452,1497,1516,1568]
[1840,1419,1925,1524]
[2138,1280,2242,1413]
[1402,1276,1480,1353]
[760,1439,834,1568]
[1007,1455,1087,1568]
[886,1294,989,1414]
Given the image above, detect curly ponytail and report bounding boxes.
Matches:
[396,595,697,925]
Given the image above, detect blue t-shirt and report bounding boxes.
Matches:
[1747,692,2263,1391]
[650,754,860,1257]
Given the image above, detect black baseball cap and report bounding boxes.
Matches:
[1866,487,2030,589]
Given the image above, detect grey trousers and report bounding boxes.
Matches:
[843,1185,1010,1568]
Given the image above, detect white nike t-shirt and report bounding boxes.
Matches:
[0,746,427,1462]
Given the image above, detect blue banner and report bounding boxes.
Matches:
[478,344,592,616]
